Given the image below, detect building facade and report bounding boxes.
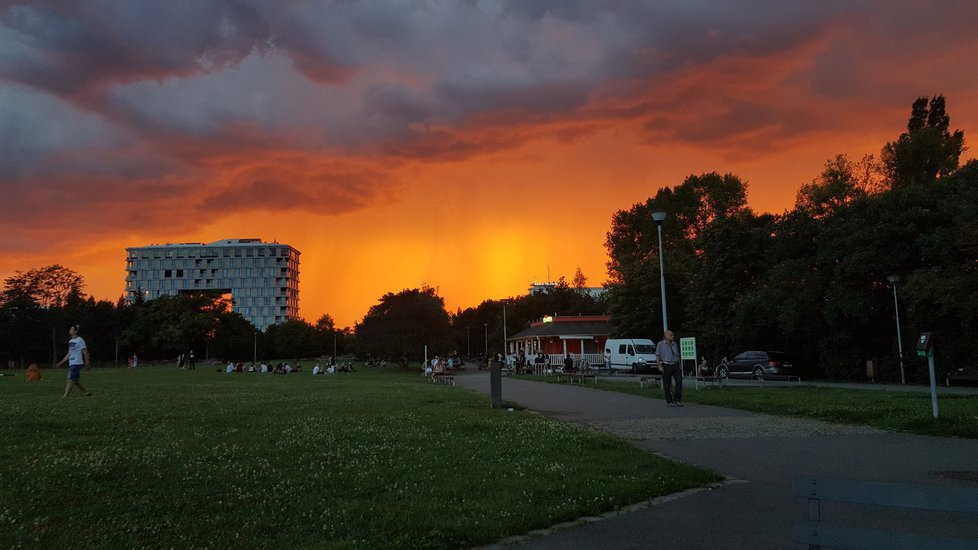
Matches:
[507,315,610,356]
[125,239,299,330]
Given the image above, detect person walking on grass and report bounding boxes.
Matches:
[656,329,682,407]
[56,325,91,397]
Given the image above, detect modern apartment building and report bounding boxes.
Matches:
[125,239,300,330]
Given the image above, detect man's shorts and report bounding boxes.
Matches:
[67,364,83,381]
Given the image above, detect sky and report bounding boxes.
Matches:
[1,1,977,328]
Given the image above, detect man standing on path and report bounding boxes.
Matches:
[56,325,91,397]
[656,329,682,407]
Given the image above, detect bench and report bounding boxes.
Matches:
[638,376,661,389]
[947,367,978,387]
[557,372,596,385]
[694,376,725,389]
[430,373,455,386]
[758,374,802,385]
[793,476,978,549]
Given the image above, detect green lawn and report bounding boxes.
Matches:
[521,375,978,439]
[1,366,720,548]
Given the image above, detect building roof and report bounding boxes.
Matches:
[508,316,610,340]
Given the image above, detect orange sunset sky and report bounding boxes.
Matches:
[2,1,977,328]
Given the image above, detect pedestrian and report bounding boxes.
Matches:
[604,347,612,375]
[656,329,682,407]
[188,350,196,370]
[56,325,91,397]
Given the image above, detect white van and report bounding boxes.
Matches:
[604,338,658,373]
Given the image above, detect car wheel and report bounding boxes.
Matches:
[752,366,764,380]
[716,366,728,380]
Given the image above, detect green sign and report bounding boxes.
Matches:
[679,337,697,361]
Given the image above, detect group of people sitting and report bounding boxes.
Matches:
[223,361,303,374]
[311,362,354,375]
[423,353,464,377]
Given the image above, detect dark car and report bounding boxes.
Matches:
[713,351,797,380]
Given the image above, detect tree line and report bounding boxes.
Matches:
[603,95,975,381]
[0,270,350,367]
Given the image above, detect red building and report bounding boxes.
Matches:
[507,315,610,358]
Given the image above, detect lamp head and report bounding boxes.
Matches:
[651,210,667,223]
[887,274,900,284]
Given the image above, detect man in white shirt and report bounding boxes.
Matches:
[56,325,91,397]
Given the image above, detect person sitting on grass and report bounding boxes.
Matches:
[26,362,42,382]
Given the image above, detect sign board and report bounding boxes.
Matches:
[679,337,697,361]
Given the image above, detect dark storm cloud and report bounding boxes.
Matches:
[199,167,391,215]
[0,0,893,169]
[1,0,977,218]
[0,1,278,102]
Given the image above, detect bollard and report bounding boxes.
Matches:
[490,361,502,409]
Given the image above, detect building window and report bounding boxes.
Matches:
[164,269,172,278]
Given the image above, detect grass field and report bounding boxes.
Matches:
[1,365,720,548]
[521,375,978,439]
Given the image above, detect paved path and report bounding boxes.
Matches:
[454,372,978,549]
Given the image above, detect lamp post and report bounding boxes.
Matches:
[467,326,471,357]
[651,210,668,332]
[887,274,905,385]
[484,323,488,356]
[502,301,508,359]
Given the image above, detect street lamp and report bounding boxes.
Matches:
[502,301,508,359]
[651,210,668,332]
[887,274,905,384]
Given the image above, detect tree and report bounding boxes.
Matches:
[356,286,453,363]
[572,268,588,291]
[1,264,85,309]
[795,154,868,219]
[604,172,751,338]
[314,313,343,357]
[266,319,322,359]
[881,95,965,188]
[119,294,245,360]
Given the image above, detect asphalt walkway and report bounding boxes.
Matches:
[454,371,978,549]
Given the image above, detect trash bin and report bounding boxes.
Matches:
[866,359,877,381]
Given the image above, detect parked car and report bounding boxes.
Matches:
[712,351,798,380]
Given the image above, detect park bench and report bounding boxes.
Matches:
[792,476,978,549]
[638,375,661,389]
[758,374,802,385]
[947,367,978,387]
[693,375,725,389]
[431,373,455,386]
[557,372,597,385]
